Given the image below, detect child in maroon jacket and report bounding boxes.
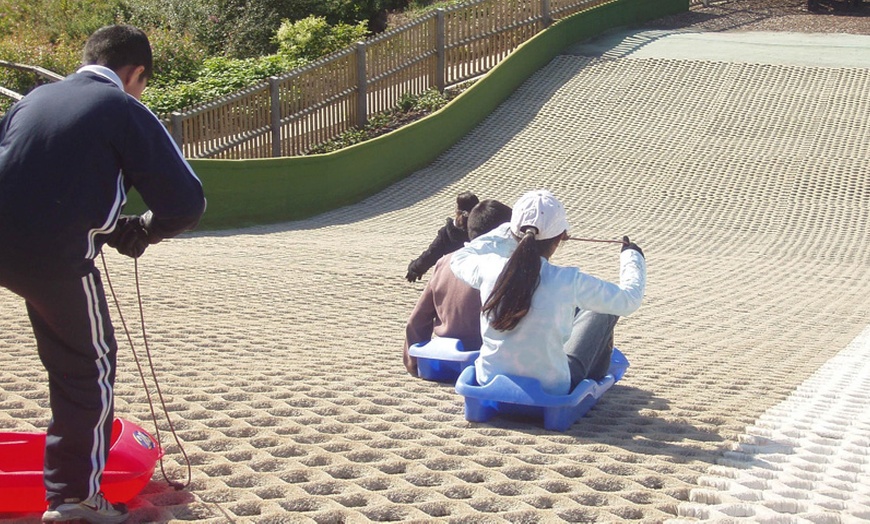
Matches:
[403,199,512,375]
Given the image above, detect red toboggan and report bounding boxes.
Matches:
[0,418,162,513]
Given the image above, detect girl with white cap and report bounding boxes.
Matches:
[450,189,646,395]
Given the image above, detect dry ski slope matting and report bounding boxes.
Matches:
[1,32,869,523]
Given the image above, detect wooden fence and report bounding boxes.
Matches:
[2,0,703,157]
[168,0,608,159]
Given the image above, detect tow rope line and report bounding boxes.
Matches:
[100,251,191,491]
[565,237,624,244]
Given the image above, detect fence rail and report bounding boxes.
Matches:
[0,86,23,102]
[0,60,65,83]
[0,60,65,102]
[168,0,602,159]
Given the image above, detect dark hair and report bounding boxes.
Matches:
[482,228,562,331]
[467,199,511,240]
[82,25,153,80]
[454,191,479,230]
[456,191,479,212]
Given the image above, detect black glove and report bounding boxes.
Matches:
[406,267,422,283]
[621,235,644,259]
[106,214,154,259]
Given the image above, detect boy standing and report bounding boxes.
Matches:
[0,25,206,523]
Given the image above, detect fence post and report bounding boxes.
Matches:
[170,113,183,150]
[356,42,368,128]
[435,9,446,92]
[542,0,552,27]
[269,77,281,157]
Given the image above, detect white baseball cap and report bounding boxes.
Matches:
[510,190,569,240]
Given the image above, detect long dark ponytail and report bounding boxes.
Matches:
[482,227,561,331]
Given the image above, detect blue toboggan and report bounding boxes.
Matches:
[408,337,479,382]
[454,348,629,431]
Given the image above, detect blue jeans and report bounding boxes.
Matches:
[565,310,618,390]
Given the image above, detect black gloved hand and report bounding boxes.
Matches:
[621,235,644,259]
[107,214,151,258]
[406,268,422,283]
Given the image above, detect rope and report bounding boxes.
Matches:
[565,237,624,244]
[100,251,191,491]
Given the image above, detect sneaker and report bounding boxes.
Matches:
[42,492,129,524]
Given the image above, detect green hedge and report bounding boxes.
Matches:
[129,0,688,230]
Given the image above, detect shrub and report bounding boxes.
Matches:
[0,0,109,115]
[118,0,213,36]
[0,29,82,114]
[307,128,368,154]
[140,54,299,114]
[122,0,377,60]
[145,27,207,88]
[275,16,368,63]
[396,92,416,112]
[386,0,463,27]
[119,0,240,57]
[306,88,450,154]
[413,88,447,111]
[120,0,269,57]
[221,0,282,58]
[396,88,448,112]
[0,0,122,42]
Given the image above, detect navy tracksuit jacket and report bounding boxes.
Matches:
[0,66,205,502]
